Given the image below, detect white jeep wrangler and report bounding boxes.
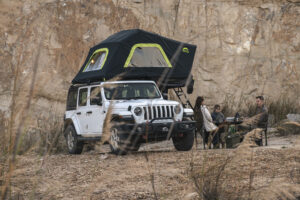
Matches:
[64,80,195,155]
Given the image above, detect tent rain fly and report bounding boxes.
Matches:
[72,29,197,88]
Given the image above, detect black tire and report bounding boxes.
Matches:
[65,125,84,154]
[109,125,127,155]
[255,139,263,146]
[109,125,140,155]
[172,130,195,151]
[127,135,141,152]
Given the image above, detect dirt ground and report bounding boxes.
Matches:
[3,135,300,200]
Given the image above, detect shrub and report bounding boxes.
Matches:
[267,97,300,124]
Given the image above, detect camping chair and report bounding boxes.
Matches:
[257,114,269,146]
[201,127,219,149]
[254,115,269,146]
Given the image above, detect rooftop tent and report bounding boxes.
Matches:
[72,29,197,88]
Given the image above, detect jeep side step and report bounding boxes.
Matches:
[77,136,102,142]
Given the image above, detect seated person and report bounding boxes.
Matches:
[196,96,218,149]
[211,104,225,125]
[194,97,204,141]
[211,104,226,148]
[237,96,268,146]
[254,96,268,129]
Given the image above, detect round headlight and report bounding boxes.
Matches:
[174,105,181,114]
[134,107,142,116]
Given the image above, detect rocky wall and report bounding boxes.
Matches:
[0,0,299,130]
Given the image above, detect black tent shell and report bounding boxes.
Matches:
[72,29,197,88]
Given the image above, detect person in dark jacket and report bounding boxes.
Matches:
[237,96,268,146]
[211,105,225,125]
[194,97,204,135]
[211,105,226,148]
[253,96,268,145]
[255,96,268,129]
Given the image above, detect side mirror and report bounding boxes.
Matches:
[162,93,168,100]
[187,78,194,94]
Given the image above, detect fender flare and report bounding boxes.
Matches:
[64,118,80,136]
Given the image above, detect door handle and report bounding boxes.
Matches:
[87,111,93,114]
[76,112,81,115]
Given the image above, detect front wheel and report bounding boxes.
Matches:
[172,130,195,151]
[109,126,126,155]
[65,125,84,154]
[109,125,140,155]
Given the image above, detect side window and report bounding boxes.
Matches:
[78,88,88,107]
[83,48,108,72]
[104,89,112,100]
[90,87,102,105]
[66,88,78,110]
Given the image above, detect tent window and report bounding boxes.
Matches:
[83,48,108,72]
[124,44,172,68]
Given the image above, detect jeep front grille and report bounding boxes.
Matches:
[143,105,174,120]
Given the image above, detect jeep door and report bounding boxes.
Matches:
[88,86,105,135]
[76,87,90,134]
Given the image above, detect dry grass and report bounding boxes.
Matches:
[36,114,66,155]
[189,129,300,200]
[0,28,45,199]
[275,121,300,136]
[222,96,300,128]
[268,97,300,124]
[253,182,300,200]
[189,129,258,200]
[0,111,9,157]
[1,2,300,199]
[190,154,233,200]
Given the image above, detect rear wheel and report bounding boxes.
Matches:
[172,130,195,151]
[65,125,84,154]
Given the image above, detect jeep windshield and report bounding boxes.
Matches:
[104,83,161,100]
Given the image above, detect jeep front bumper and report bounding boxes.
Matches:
[115,119,196,142]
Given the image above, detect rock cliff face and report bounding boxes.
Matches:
[0,0,299,131]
